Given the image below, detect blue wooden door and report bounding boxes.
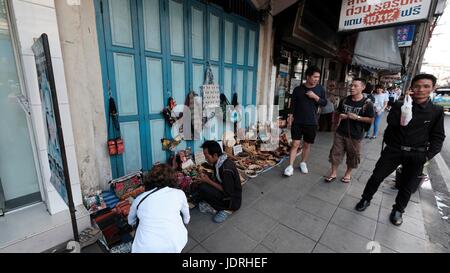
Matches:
[98,0,172,178]
[100,0,146,178]
[96,0,259,178]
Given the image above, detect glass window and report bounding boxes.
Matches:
[0,0,41,211]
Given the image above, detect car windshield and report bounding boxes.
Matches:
[435,88,450,96]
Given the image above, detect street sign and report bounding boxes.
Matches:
[339,0,432,32]
[32,34,79,241]
[397,25,416,47]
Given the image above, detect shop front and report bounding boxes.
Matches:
[272,0,348,119]
[1,0,89,253]
[0,0,42,215]
[95,0,260,179]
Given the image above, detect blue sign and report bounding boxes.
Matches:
[397,25,416,47]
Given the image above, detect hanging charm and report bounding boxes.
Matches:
[162,97,183,127]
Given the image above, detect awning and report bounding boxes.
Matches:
[251,0,298,15]
[352,27,403,73]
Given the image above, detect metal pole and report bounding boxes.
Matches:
[404,0,438,90]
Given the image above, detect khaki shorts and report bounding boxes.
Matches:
[329,132,361,169]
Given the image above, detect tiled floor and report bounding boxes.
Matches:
[184,131,448,253]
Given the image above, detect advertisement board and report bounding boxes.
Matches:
[338,0,432,32]
[397,24,416,47]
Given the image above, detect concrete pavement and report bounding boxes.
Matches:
[184,128,450,253]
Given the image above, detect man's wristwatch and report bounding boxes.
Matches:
[357,115,361,120]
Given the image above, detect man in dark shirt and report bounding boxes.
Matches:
[196,141,242,223]
[325,78,374,183]
[355,74,446,226]
[285,66,327,176]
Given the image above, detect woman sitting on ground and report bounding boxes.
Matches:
[128,164,190,253]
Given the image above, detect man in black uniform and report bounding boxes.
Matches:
[355,74,445,226]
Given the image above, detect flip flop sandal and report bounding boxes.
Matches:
[341,177,352,183]
[324,176,337,183]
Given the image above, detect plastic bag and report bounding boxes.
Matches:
[400,95,413,126]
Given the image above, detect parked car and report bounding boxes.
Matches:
[432,86,450,112]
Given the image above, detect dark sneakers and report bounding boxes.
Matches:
[355,199,370,211]
[390,209,403,226]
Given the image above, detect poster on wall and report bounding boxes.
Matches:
[32,35,69,205]
[396,24,416,47]
[32,34,79,241]
[338,0,432,32]
[275,64,290,111]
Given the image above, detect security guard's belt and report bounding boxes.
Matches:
[387,144,427,153]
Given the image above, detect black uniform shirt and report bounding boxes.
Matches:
[384,99,445,160]
[289,84,327,125]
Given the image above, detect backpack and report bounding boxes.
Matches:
[341,96,373,132]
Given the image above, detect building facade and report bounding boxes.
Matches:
[0,0,91,252]
[0,0,275,252]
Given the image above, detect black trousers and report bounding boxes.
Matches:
[319,113,333,132]
[362,146,426,213]
[195,183,231,211]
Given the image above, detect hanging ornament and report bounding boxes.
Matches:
[162,97,182,127]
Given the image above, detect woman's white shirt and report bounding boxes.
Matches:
[128,187,190,253]
[373,93,389,113]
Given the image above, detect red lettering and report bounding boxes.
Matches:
[346,7,355,16]
[375,3,383,11]
[347,0,368,5]
[391,0,401,8]
[364,8,400,25]
[363,5,372,13]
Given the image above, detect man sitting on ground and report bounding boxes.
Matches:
[195,141,242,223]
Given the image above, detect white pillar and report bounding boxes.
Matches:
[256,9,274,123]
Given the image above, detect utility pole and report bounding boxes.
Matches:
[404,0,439,91]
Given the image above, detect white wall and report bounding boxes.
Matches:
[8,0,83,215]
[54,0,111,194]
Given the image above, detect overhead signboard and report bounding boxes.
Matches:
[396,24,416,47]
[338,0,432,32]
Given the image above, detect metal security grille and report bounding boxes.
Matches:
[207,0,261,22]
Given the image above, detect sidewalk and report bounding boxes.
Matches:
[184,129,449,253]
